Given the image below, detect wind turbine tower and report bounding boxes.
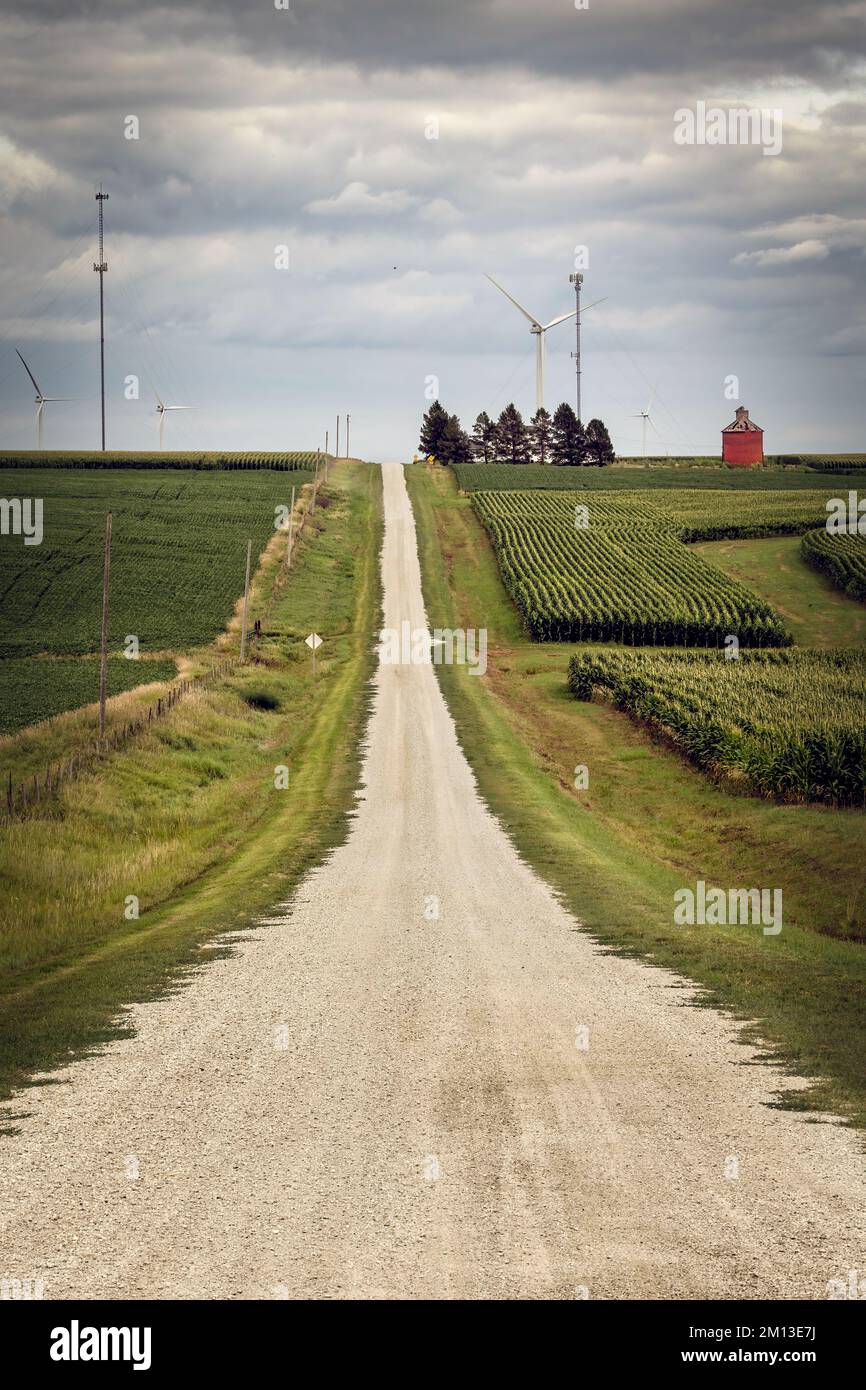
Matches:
[155,391,193,448]
[485,273,605,413]
[15,350,76,449]
[632,389,660,457]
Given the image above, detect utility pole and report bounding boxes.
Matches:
[335,414,340,460]
[569,272,583,423]
[98,511,112,739]
[325,429,329,457]
[239,539,252,661]
[345,414,350,458]
[94,187,109,451]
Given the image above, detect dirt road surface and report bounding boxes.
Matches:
[1,462,864,1299]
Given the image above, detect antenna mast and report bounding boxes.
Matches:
[569,272,583,422]
[94,187,109,451]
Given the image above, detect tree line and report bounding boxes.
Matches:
[419,400,615,467]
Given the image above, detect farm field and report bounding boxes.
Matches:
[693,535,866,647]
[453,463,866,492]
[0,451,323,471]
[0,656,176,735]
[801,527,866,603]
[0,467,314,657]
[0,467,313,729]
[568,648,866,806]
[474,486,836,539]
[473,488,792,644]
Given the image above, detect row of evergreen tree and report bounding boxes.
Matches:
[419,400,615,467]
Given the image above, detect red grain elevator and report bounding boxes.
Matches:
[722,406,764,465]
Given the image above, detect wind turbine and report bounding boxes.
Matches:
[15,350,76,450]
[485,274,606,411]
[632,387,660,457]
[155,391,193,449]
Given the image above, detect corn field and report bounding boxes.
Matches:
[568,647,866,806]
[473,489,792,646]
[0,451,325,471]
[801,527,866,602]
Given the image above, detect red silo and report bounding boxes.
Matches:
[722,406,764,465]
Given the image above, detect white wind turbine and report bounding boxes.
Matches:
[485,274,606,411]
[632,387,660,457]
[16,350,76,449]
[155,391,193,449]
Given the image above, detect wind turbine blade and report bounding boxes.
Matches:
[16,349,43,397]
[166,405,193,411]
[648,416,662,438]
[575,296,607,317]
[154,390,164,411]
[541,309,577,330]
[484,274,542,328]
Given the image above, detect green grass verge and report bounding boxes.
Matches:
[406,463,866,1127]
[0,460,382,1110]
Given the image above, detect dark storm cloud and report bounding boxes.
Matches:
[2,0,865,85]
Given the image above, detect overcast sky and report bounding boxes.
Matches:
[0,0,864,458]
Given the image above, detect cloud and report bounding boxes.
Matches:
[304,180,420,217]
[732,239,832,268]
[0,0,863,455]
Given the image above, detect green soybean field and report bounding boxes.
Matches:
[0,466,313,730]
[0,657,177,735]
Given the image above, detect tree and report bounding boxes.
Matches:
[471,411,497,464]
[585,417,615,465]
[573,417,588,465]
[529,407,554,465]
[437,413,473,467]
[550,402,587,466]
[419,400,450,460]
[493,403,531,465]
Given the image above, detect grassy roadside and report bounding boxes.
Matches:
[0,460,382,1110]
[406,462,866,1128]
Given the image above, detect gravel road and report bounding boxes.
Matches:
[1,462,864,1300]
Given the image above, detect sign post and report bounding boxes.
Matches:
[305,631,322,678]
